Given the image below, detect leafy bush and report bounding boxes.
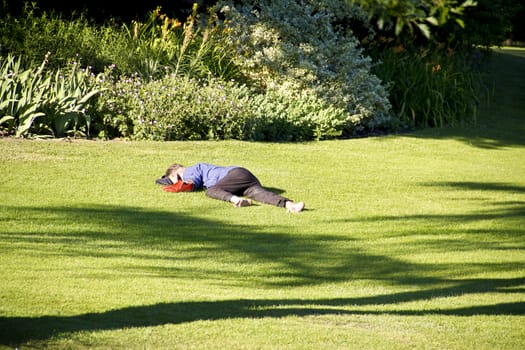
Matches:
[215,0,393,136]
[348,0,476,39]
[95,73,248,141]
[349,0,491,129]
[459,0,522,47]
[246,90,348,141]
[0,55,46,137]
[1,2,362,141]
[94,71,349,141]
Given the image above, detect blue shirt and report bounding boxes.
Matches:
[182,163,238,189]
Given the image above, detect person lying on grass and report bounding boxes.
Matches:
[156,163,305,213]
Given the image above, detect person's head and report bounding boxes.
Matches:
[165,163,185,183]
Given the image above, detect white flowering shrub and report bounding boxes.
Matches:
[216,0,394,135]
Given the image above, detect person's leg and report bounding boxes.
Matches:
[205,167,258,203]
[207,167,304,212]
[230,168,300,208]
[243,184,288,207]
[244,184,304,212]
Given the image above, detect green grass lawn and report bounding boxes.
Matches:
[1,48,524,349]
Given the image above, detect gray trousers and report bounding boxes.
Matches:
[205,167,289,207]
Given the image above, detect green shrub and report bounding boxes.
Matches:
[0,0,504,140]
[0,54,46,137]
[246,90,348,141]
[1,3,357,141]
[94,72,249,141]
[459,0,522,47]
[349,0,490,130]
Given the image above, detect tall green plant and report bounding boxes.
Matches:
[0,53,101,138]
[371,44,486,128]
[0,54,47,137]
[122,5,240,80]
[41,62,101,137]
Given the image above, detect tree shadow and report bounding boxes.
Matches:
[1,189,524,346]
[421,181,525,222]
[425,181,525,193]
[0,204,430,287]
[1,276,524,346]
[332,181,525,266]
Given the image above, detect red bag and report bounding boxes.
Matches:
[162,180,193,192]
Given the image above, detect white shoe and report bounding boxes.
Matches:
[286,201,305,213]
[234,198,252,207]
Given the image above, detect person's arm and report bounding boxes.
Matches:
[182,164,202,188]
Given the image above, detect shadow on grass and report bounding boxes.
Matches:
[1,178,524,345]
[427,181,525,193]
[421,181,525,223]
[0,204,429,286]
[338,181,525,239]
[1,278,524,345]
